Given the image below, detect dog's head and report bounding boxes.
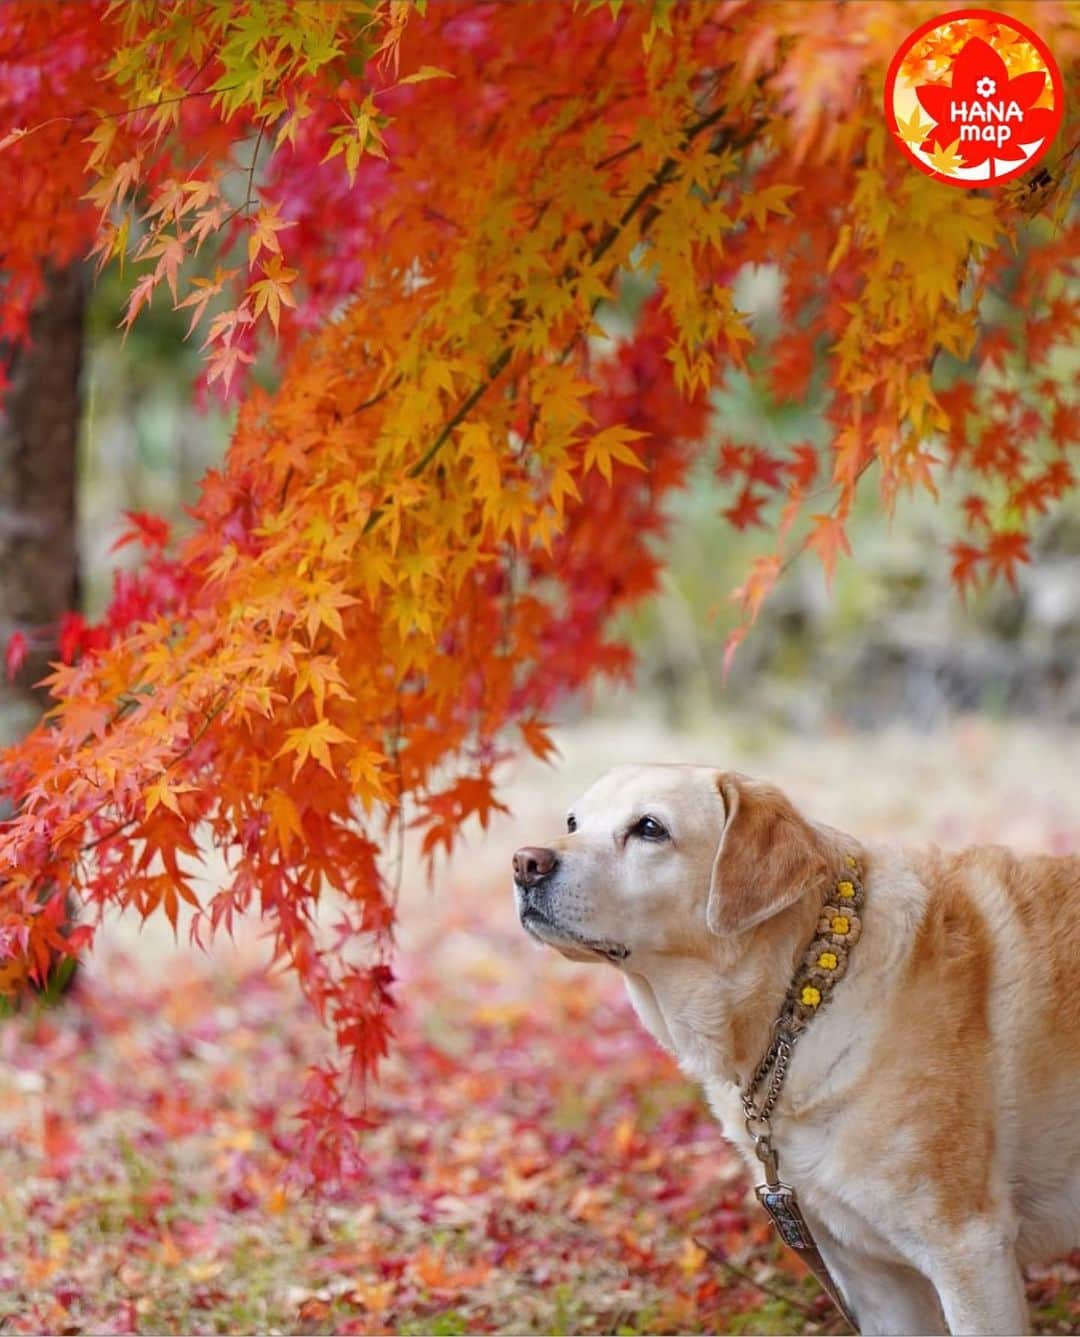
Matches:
[513,764,828,964]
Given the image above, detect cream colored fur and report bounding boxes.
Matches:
[513,763,1080,1336]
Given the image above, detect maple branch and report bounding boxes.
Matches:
[405,345,513,484]
[54,690,228,858]
[362,101,737,535]
[769,260,988,589]
[78,813,137,855]
[217,120,270,231]
[774,454,878,586]
[592,137,642,172]
[25,82,232,137]
[386,700,407,907]
[1018,131,1080,215]
[243,122,267,216]
[590,103,729,267]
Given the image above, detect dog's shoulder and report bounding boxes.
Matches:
[863,840,1080,1113]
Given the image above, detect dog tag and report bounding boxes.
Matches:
[756,1182,814,1250]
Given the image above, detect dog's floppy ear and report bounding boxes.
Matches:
[707,773,826,936]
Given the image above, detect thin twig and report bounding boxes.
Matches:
[242,121,266,217]
[691,1237,822,1321]
[218,119,270,229]
[771,322,959,588]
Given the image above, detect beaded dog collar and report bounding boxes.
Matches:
[740,855,865,1332]
[786,852,864,1032]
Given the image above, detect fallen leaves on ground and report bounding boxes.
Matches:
[0,822,1077,1334]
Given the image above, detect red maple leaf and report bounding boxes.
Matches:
[110,509,172,553]
[4,630,27,681]
[916,37,1056,169]
[960,494,990,531]
[1038,457,1074,499]
[985,529,1029,590]
[58,612,87,665]
[769,331,814,404]
[786,443,818,490]
[1049,402,1078,449]
[715,442,747,483]
[744,448,786,491]
[723,486,766,531]
[950,541,983,596]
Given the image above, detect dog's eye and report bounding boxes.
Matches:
[631,815,669,842]
[566,814,577,833]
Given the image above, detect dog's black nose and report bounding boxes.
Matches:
[513,845,559,887]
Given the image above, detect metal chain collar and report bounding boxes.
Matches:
[741,851,865,1172]
[742,1026,795,1185]
[737,856,866,1332]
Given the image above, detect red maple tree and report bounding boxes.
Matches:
[0,0,1077,1182]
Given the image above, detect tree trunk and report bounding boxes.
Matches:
[0,264,84,743]
[0,266,85,1001]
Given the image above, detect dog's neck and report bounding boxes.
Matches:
[624,834,867,1095]
[624,895,819,1089]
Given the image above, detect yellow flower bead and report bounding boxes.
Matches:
[836,880,855,899]
[831,915,850,936]
[818,951,838,970]
[800,985,821,1007]
[846,855,857,867]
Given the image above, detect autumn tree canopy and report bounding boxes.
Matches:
[1,0,1077,1183]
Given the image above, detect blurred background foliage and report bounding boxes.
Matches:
[76,246,1080,740]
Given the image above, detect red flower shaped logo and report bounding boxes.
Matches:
[916,37,1056,169]
[884,9,1064,188]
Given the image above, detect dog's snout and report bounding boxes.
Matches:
[513,845,559,887]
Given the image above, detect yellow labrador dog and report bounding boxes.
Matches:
[512,764,1080,1336]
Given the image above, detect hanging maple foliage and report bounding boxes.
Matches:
[1,1,1077,1182]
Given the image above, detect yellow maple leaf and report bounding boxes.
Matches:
[738,183,799,229]
[896,108,933,145]
[303,585,358,642]
[347,748,390,806]
[267,790,303,855]
[144,775,192,816]
[249,255,298,332]
[926,137,965,176]
[277,719,352,777]
[247,202,295,268]
[583,424,648,484]
[397,64,453,87]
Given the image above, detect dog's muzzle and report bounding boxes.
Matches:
[512,844,560,936]
[512,845,630,962]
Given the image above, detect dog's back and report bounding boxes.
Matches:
[890,844,1080,1262]
[963,847,1080,1261]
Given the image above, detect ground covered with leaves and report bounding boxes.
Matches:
[2,720,1079,1335]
